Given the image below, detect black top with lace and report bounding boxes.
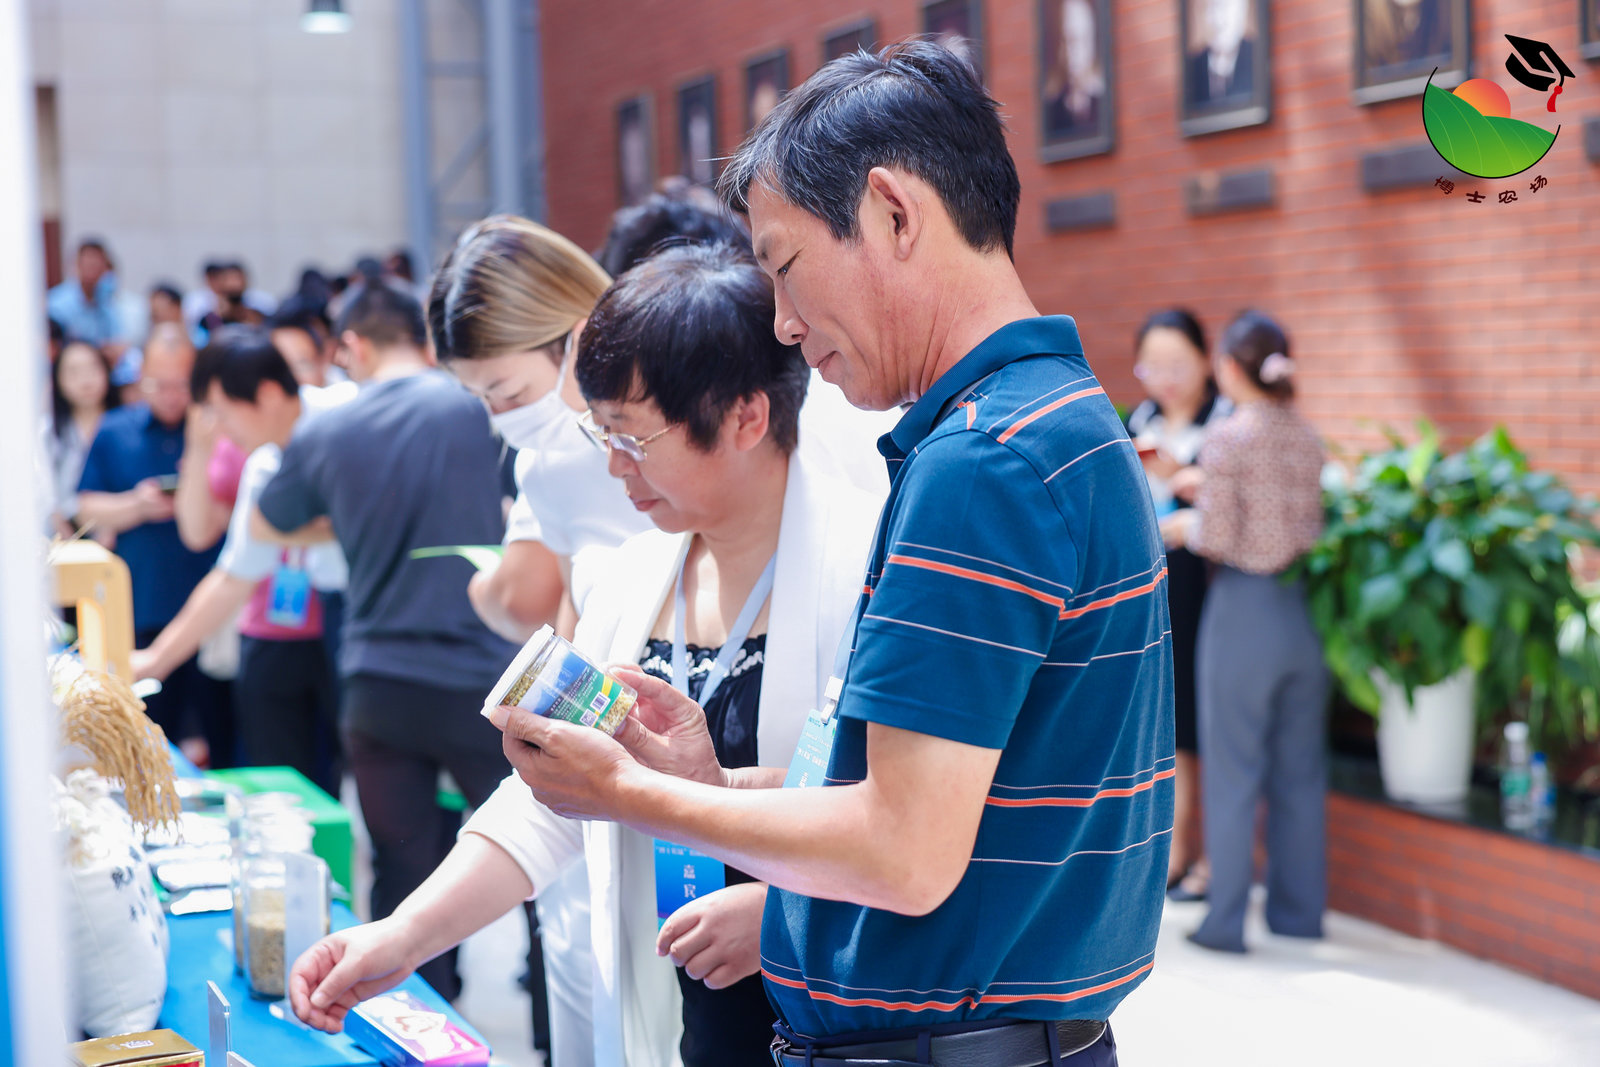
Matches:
[639,633,774,1067]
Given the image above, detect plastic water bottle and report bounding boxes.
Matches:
[1529,752,1554,828]
[1500,722,1534,831]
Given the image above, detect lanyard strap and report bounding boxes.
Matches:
[673,549,778,707]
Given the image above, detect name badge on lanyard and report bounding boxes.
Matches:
[654,549,776,925]
[783,676,842,789]
[266,549,312,628]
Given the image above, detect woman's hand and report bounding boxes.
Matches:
[1159,510,1196,551]
[656,881,768,989]
[608,666,729,788]
[289,917,421,1033]
[1169,465,1205,503]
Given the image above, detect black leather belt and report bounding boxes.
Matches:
[771,1019,1107,1067]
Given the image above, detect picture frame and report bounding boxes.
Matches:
[1582,0,1600,63]
[615,94,654,207]
[1038,0,1115,160]
[746,49,789,132]
[823,18,877,63]
[1178,0,1271,136]
[922,0,985,82]
[1353,0,1471,104]
[677,76,718,187]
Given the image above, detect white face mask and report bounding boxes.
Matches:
[489,336,576,451]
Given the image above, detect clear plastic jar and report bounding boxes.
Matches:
[228,793,305,975]
[241,814,321,1000]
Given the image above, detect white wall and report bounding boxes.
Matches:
[29,0,407,299]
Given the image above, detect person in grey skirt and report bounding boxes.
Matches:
[1160,309,1328,953]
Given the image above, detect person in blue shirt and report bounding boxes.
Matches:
[77,323,233,767]
[487,41,1173,1067]
[47,238,139,357]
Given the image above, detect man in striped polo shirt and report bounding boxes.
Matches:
[495,40,1173,1066]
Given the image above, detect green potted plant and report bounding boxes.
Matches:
[1296,423,1600,803]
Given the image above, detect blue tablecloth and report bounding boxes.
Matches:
[158,876,489,1064]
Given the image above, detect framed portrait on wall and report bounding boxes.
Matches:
[616,95,653,207]
[824,18,876,62]
[746,50,789,131]
[1582,0,1600,62]
[1038,0,1114,161]
[677,76,718,187]
[1354,0,1470,104]
[922,0,985,81]
[1179,0,1270,135]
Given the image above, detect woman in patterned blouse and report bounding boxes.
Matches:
[1161,309,1331,954]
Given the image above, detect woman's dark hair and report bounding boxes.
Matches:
[1135,308,1207,360]
[576,242,809,454]
[191,326,300,403]
[51,340,118,441]
[1219,309,1294,401]
[719,39,1021,258]
[595,193,750,278]
[268,299,332,348]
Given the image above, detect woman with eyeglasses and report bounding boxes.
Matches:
[1126,309,1232,902]
[290,242,883,1067]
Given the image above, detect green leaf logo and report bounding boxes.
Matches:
[1423,76,1557,179]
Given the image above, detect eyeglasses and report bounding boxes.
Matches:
[577,409,677,462]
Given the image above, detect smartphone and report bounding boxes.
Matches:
[156,473,181,494]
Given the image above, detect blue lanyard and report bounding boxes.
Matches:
[672,548,777,707]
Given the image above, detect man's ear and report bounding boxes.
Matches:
[863,167,924,261]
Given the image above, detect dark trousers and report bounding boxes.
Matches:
[137,626,234,768]
[1193,567,1331,951]
[236,636,341,795]
[341,672,551,1054]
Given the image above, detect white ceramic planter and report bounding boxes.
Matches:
[1373,668,1478,804]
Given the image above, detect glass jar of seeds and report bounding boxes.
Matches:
[241,814,317,999]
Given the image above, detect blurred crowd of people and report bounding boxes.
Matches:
[39,160,1329,1061]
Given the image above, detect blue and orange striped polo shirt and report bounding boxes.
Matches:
[761,315,1176,1037]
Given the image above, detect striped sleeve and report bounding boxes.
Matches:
[842,433,1077,749]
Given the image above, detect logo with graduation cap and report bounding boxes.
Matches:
[1422,35,1573,179]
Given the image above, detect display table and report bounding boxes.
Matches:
[158,747,490,1064]
[158,903,490,1065]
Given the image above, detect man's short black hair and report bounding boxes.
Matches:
[150,282,183,305]
[718,39,1021,258]
[336,281,427,348]
[77,237,110,259]
[268,298,331,345]
[192,325,299,404]
[595,193,751,277]
[576,242,809,453]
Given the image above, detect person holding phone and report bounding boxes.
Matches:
[76,322,234,766]
[1125,309,1232,901]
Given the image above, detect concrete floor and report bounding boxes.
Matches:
[345,784,1600,1066]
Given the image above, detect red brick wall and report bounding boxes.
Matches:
[1328,792,1600,1001]
[540,0,1600,494]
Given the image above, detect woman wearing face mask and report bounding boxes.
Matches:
[290,243,883,1067]
[430,216,653,646]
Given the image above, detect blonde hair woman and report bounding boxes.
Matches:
[430,215,651,645]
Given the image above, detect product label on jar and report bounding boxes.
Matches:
[503,643,632,734]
